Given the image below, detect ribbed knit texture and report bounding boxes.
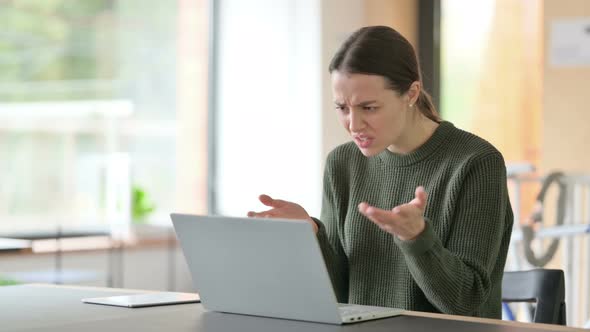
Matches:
[315,121,513,318]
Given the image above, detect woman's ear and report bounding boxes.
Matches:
[407,81,421,105]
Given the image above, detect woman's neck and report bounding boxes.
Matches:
[387,113,440,154]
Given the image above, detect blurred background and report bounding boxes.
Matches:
[1,0,589,327]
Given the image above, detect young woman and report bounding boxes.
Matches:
[248,26,513,318]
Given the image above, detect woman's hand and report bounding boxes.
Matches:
[358,186,427,241]
[247,194,318,234]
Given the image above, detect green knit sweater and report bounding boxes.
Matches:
[315,121,513,318]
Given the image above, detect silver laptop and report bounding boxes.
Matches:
[170,213,404,324]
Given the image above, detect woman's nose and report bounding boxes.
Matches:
[349,111,365,132]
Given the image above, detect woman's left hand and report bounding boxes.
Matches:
[358,186,427,241]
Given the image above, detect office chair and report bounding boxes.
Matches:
[502,269,566,325]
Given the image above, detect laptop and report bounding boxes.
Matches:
[170,213,404,324]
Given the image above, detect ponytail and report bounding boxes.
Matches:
[416,89,441,123]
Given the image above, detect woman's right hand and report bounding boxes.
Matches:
[247,194,318,234]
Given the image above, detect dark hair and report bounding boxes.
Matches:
[329,26,440,122]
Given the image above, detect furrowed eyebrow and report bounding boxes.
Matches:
[354,100,378,107]
[334,100,378,107]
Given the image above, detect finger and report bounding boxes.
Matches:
[392,202,422,218]
[259,194,274,206]
[358,202,370,215]
[365,211,397,234]
[391,205,408,217]
[409,186,427,210]
[247,209,275,218]
[259,194,287,208]
[359,203,399,226]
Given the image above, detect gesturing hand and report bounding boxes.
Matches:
[247,194,318,234]
[358,186,428,241]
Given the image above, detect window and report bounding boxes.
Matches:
[440,0,542,165]
[213,0,322,217]
[0,0,207,234]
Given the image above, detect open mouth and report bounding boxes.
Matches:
[354,136,374,148]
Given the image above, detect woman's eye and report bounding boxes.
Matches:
[336,105,348,113]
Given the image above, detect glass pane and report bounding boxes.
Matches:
[215,0,322,217]
[0,0,205,234]
[441,0,542,165]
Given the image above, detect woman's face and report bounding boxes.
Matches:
[331,71,414,157]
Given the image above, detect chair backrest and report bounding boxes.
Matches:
[502,269,566,325]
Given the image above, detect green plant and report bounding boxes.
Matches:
[131,185,156,224]
[0,277,19,286]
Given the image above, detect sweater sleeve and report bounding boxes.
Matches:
[314,157,349,303]
[394,152,511,316]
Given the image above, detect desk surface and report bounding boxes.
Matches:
[0,284,583,332]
